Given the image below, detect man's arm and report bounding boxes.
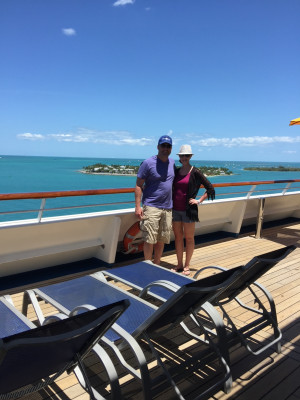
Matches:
[135,177,145,219]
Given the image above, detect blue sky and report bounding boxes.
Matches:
[1,0,300,162]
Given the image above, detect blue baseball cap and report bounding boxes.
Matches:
[158,135,172,146]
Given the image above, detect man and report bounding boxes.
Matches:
[135,135,175,265]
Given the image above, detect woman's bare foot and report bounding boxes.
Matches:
[183,266,190,276]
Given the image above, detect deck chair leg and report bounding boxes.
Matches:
[74,343,122,400]
[74,355,97,400]
[251,282,282,354]
[276,341,281,353]
[197,303,232,396]
[178,303,232,396]
[143,332,186,400]
[22,291,31,317]
[23,290,46,325]
[103,324,152,400]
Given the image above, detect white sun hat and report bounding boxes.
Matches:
[177,144,193,155]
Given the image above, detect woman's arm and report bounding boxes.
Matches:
[189,168,215,204]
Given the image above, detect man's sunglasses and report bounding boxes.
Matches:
[160,143,172,148]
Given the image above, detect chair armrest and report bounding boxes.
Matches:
[69,304,96,316]
[248,281,277,313]
[43,313,68,324]
[194,266,228,279]
[102,323,151,385]
[139,280,181,298]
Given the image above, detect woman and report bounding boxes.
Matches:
[171,145,215,275]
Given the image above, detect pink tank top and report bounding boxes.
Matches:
[173,172,190,211]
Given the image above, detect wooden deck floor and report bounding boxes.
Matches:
[9,220,300,400]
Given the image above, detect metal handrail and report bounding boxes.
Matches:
[0,187,135,201]
[1,179,300,201]
[1,179,300,223]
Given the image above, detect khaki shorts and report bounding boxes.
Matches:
[140,206,172,244]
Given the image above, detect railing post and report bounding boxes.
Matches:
[38,198,46,222]
[255,197,265,239]
[247,185,257,199]
[282,182,292,195]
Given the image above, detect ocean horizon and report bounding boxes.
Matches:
[1,155,300,221]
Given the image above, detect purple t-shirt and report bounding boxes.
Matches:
[137,155,175,209]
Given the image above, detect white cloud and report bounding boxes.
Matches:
[17,133,45,140]
[39,128,153,146]
[113,0,135,6]
[190,136,300,148]
[19,131,300,152]
[62,28,76,36]
[49,133,83,142]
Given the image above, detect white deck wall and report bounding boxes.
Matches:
[0,192,299,277]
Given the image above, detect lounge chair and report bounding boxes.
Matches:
[194,245,296,355]
[22,268,240,400]
[0,296,129,400]
[100,260,194,302]
[101,245,296,356]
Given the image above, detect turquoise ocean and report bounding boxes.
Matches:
[1,155,300,221]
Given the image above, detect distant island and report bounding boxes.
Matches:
[82,163,139,175]
[244,166,300,172]
[81,163,232,176]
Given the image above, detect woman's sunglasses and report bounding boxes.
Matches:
[179,154,192,158]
